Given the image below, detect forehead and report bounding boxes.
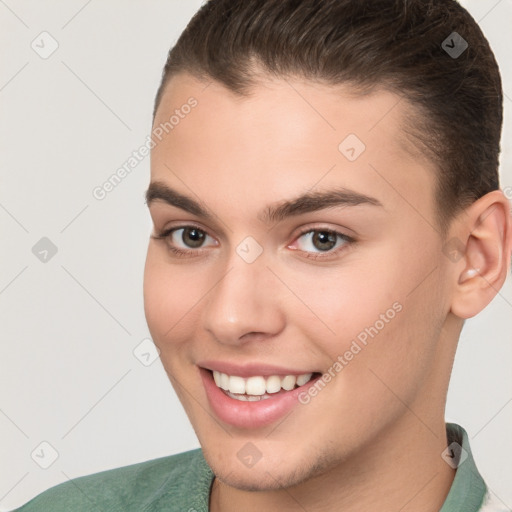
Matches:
[155,72,421,142]
[150,72,436,222]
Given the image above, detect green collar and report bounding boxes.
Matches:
[439,422,487,511]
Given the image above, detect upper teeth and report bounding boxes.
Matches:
[212,370,313,395]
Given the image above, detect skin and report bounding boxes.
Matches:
[143,71,512,512]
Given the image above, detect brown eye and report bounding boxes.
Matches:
[181,227,206,248]
[153,225,216,255]
[311,231,338,251]
[290,228,354,260]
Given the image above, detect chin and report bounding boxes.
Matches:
[204,445,338,492]
[214,464,309,492]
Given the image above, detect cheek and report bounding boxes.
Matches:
[285,264,401,356]
[288,244,440,385]
[143,246,203,349]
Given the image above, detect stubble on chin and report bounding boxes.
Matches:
[208,448,341,493]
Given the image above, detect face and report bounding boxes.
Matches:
[144,72,455,490]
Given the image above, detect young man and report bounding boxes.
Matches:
[13,0,511,511]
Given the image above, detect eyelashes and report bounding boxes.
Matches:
[152,224,355,261]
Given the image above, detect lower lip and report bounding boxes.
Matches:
[199,367,320,429]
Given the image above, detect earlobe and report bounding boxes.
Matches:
[449,190,512,319]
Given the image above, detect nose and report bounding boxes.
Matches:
[202,250,286,346]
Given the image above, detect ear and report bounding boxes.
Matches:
[449,190,512,319]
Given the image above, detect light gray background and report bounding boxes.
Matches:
[0,0,511,510]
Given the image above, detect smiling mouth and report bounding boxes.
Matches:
[211,370,320,401]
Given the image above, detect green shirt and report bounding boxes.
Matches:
[11,423,509,511]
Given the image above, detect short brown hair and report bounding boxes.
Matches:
[153,0,503,235]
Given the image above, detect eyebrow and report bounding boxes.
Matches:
[145,180,383,224]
